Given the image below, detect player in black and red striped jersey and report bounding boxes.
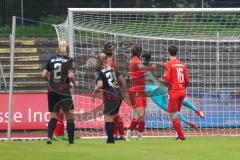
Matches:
[102,43,127,140]
[93,53,127,143]
[42,41,76,144]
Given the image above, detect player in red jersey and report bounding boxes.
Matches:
[102,43,127,140]
[126,45,156,141]
[163,45,189,141]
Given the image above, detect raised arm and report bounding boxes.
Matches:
[137,63,156,73]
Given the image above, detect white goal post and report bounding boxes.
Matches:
[56,8,240,138]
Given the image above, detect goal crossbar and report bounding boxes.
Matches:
[68,8,240,13]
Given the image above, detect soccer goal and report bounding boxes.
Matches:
[54,8,240,138]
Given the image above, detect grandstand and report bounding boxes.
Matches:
[0,39,59,92]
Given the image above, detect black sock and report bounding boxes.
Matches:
[105,122,114,143]
[47,118,57,140]
[67,119,75,144]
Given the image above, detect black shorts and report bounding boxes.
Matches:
[48,90,74,113]
[103,94,122,115]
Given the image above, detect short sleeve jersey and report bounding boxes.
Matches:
[129,56,146,88]
[163,59,189,92]
[96,66,122,99]
[44,55,74,92]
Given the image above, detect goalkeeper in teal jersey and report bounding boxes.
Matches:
[142,52,205,128]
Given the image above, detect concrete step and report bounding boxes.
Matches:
[0,48,37,54]
[1,61,43,65]
[3,73,41,78]
[2,64,42,70]
[0,53,38,58]
[2,69,43,73]
[0,56,39,62]
[34,39,58,46]
[0,40,35,46]
[10,81,47,87]
[12,88,48,92]
[5,78,43,82]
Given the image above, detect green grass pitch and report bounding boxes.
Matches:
[0,136,239,160]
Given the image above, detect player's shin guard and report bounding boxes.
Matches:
[105,122,114,143]
[48,118,57,141]
[172,118,185,140]
[67,119,75,144]
[138,121,145,133]
[129,118,138,131]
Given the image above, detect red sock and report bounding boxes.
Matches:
[172,118,184,139]
[118,117,125,136]
[138,120,145,133]
[54,119,64,136]
[129,119,138,131]
[114,116,119,136]
[54,113,64,136]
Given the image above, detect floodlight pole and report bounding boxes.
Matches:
[7,16,16,141]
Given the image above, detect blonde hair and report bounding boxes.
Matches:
[98,52,107,63]
[58,40,69,56]
[95,53,107,71]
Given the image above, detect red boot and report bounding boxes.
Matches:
[195,110,205,119]
[187,120,198,129]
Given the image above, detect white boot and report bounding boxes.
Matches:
[126,130,132,141]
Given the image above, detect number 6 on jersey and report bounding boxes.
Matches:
[177,67,184,83]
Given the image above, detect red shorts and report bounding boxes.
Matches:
[129,86,147,108]
[167,91,186,113]
[134,96,147,108]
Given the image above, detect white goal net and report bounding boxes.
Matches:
[55,8,240,137]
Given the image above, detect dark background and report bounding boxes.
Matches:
[1,0,240,25]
